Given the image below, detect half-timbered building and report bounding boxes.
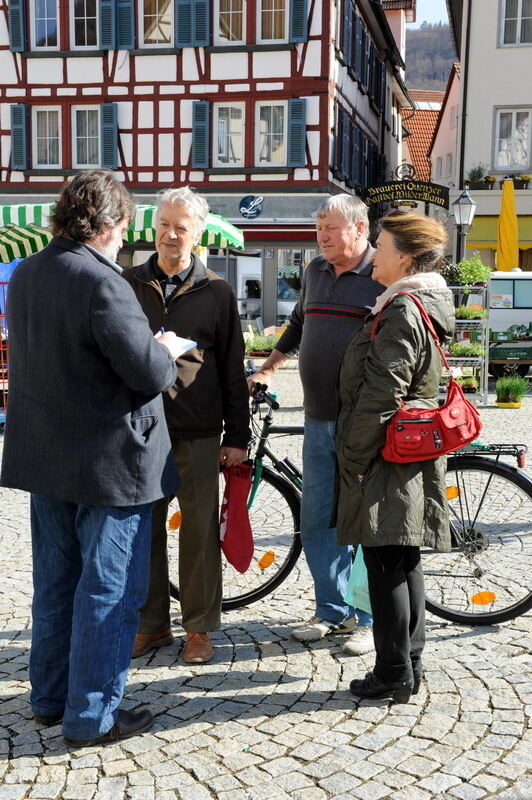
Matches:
[0,0,412,324]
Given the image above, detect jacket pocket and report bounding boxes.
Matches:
[131,414,158,441]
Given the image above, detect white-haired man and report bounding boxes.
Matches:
[249,195,384,655]
[124,187,250,664]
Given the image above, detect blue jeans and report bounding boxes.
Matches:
[301,416,373,626]
[29,494,152,740]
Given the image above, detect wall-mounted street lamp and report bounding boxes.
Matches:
[452,188,477,263]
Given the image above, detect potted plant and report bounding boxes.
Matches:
[518,174,531,188]
[453,252,492,288]
[499,174,530,189]
[466,163,491,189]
[454,305,487,320]
[449,341,485,358]
[245,333,279,357]
[495,375,528,408]
[485,175,496,187]
[457,376,478,393]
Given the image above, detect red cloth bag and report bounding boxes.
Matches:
[219,463,254,573]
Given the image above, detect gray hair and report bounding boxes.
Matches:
[314,194,369,230]
[156,186,209,238]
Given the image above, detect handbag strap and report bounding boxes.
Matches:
[371,291,450,370]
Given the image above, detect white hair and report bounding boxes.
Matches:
[314,194,369,230]
[156,186,209,238]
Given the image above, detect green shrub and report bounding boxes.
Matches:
[449,341,485,357]
[245,334,279,352]
[454,252,492,286]
[457,376,479,389]
[466,163,488,182]
[454,305,487,319]
[495,376,528,402]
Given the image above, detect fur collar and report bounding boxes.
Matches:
[371,272,448,314]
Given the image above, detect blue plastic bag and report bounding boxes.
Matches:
[344,546,372,614]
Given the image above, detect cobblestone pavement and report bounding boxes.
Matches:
[1,369,531,800]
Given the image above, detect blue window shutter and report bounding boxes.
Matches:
[194,0,209,46]
[101,103,118,169]
[11,105,29,170]
[192,101,210,168]
[342,0,350,62]
[341,112,350,179]
[117,0,135,49]
[176,0,193,46]
[334,108,342,173]
[289,0,308,43]
[9,0,26,52]
[100,0,115,49]
[287,98,306,168]
[354,14,362,77]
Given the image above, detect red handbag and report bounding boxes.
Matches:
[371,292,482,463]
[219,462,254,573]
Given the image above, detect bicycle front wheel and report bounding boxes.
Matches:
[168,465,301,611]
[422,455,532,625]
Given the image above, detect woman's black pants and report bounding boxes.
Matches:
[362,545,425,683]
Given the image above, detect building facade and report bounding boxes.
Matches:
[447,0,532,269]
[0,0,411,323]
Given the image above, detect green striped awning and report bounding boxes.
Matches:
[0,202,244,253]
[127,207,244,250]
[0,224,52,262]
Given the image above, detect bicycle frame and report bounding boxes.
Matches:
[248,406,303,506]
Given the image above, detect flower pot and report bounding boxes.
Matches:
[467,181,492,190]
[496,401,522,408]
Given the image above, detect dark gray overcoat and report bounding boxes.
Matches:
[1,237,179,506]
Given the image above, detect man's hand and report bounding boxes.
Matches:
[220,446,247,467]
[247,371,271,396]
[156,331,182,360]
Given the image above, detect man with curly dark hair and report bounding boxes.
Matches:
[1,170,184,747]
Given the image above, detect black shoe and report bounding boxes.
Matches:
[412,666,425,695]
[350,671,413,704]
[34,712,63,726]
[64,708,153,748]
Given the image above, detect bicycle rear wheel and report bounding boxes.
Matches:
[422,456,532,625]
[168,465,301,611]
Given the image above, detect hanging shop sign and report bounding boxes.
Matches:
[362,181,450,209]
[239,195,264,219]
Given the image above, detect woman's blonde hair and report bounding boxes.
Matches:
[379,210,448,273]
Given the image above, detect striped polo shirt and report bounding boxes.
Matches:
[276,245,384,421]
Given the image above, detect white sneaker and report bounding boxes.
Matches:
[291,616,357,642]
[342,626,374,655]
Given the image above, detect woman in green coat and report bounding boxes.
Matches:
[336,211,455,703]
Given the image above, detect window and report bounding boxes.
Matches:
[445,153,453,176]
[214,103,245,166]
[31,0,58,48]
[140,0,173,46]
[32,107,60,167]
[71,0,98,48]
[215,0,245,43]
[495,108,531,169]
[501,0,532,44]
[515,279,532,307]
[436,156,443,178]
[256,102,286,165]
[73,107,100,167]
[258,0,288,42]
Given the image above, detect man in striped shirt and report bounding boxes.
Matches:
[248,195,384,655]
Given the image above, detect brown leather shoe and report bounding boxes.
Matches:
[132,630,173,658]
[182,632,213,664]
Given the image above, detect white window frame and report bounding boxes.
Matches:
[138,0,174,48]
[213,103,245,167]
[72,106,100,168]
[32,106,61,168]
[255,101,287,166]
[257,0,289,43]
[30,0,59,50]
[500,0,532,45]
[214,0,246,45]
[494,107,532,170]
[436,156,443,179]
[69,0,99,49]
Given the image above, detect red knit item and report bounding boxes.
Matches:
[219,463,254,573]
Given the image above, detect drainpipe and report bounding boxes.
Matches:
[458,0,472,189]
